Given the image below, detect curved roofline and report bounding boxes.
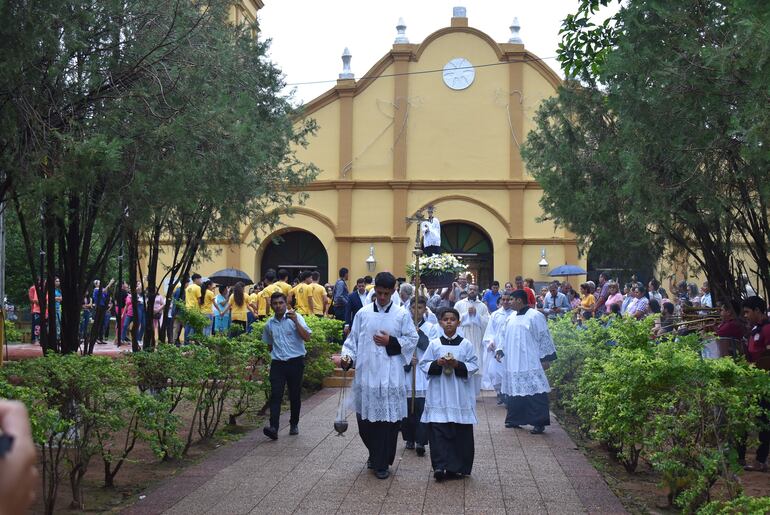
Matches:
[413,25,503,61]
[296,25,562,119]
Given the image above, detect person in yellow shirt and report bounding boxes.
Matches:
[309,271,329,317]
[185,274,203,311]
[578,282,596,317]
[274,269,292,297]
[247,286,261,331]
[224,282,249,336]
[184,273,203,340]
[259,270,283,318]
[288,271,313,315]
[199,280,216,336]
[364,275,374,292]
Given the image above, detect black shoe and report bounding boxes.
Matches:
[375,469,390,479]
[433,469,446,482]
[416,444,425,457]
[263,426,278,440]
[446,471,463,480]
[366,458,374,470]
[289,424,299,435]
[405,441,415,450]
[505,423,521,429]
[530,425,545,435]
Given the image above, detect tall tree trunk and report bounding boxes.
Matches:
[44,202,58,354]
[127,229,141,353]
[58,194,82,354]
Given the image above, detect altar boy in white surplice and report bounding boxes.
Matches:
[420,308,478,481]
[340,272,418,480]
[401,296,440,457]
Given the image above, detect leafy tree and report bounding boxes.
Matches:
[524,0,770,303]
[1,1,317,354]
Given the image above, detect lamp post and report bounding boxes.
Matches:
[538,248,549,275]
[365,245,376,273]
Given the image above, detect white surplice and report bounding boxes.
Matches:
[419,334,478,424]
[453,298,489,394]
[481,306,514,390]
[342,301,418,422]
[499,307,556,397]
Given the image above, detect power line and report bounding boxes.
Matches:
[284,55,560,87]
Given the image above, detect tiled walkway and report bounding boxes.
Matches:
[123,390,626,514]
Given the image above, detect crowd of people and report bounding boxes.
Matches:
[23,266,354,347]
[327,268,770,480]
[12,262,770,486]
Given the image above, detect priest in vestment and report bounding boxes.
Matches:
[496,289,557,434]
[340,272,418,479]
[453,284,489,395]
[420,308,478,480]
[481,291,515,403]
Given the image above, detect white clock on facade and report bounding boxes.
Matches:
[442,58,475,90]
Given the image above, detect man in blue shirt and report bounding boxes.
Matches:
[262,292,312,440]
[541,281,571,319]
[482,281,501,312]
[332,267,350,321]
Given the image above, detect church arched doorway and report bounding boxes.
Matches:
[260,230,329,284]
[440,222,494,289]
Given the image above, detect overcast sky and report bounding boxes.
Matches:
[259,1,613,105]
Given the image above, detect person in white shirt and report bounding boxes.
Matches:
[338,272,418,479]
[482,291,515,403]
[453,284,490,395]
[420,308,478,480]
[497,290,557,434]
[402,297,440,457]
[392,283,414,310]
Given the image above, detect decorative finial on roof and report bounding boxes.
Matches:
[509,17,523,44]
[394,17,409,44]
[339,47,354,79]
[453,6,467,17]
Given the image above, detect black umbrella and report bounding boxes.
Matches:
[209,268,253,287]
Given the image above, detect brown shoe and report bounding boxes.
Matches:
[744,460,768,472]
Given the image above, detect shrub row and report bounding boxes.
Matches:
[0,316,342,514]
[546,316,770,513]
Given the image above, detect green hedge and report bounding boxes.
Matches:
[0,317,342,514]
[546,316,770,513]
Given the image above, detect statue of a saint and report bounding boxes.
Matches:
[421,206,441,256]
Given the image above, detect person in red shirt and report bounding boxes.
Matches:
[28,280,43,345]
[716,301,747,341]
[739,296,770,472]
[514,276,536,308]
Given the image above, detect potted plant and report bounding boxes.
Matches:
[406,253,468,289]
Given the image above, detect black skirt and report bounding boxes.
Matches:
[505,392,550,427]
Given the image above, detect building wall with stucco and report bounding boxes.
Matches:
[198,10,587,288]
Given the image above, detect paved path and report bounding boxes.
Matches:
[123,390,626,514]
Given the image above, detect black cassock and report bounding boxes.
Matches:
[427,422,474,475]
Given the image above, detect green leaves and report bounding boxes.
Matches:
[548,313,770,510]
[528,0,770,302]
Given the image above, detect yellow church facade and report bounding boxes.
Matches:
[209,10,585,287]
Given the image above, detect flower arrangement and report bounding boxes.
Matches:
[406,253,468,277]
